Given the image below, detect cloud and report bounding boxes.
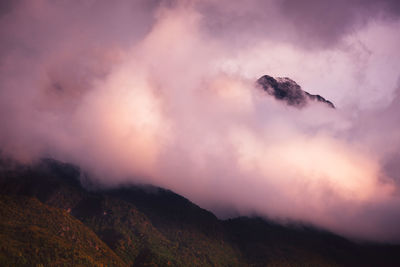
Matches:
[0,0,400,242]
[194,0,400,49]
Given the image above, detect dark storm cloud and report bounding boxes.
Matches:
[280,0,400,47]
[0,0,17,17]
[196,0,400,49]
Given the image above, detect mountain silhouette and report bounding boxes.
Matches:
[257,75,335,108]
[1,158,400,266]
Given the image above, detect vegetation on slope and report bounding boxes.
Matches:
[0,159,240,266]
[1,158,400,266]
[0,195,124,267]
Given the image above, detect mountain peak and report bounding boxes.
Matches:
[256,75,335,108]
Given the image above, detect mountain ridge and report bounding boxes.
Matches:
[1,158,400,266]
[257,75,335,108]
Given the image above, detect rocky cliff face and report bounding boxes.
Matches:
[257,75,335,108]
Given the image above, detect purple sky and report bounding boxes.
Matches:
[0,0,400,242]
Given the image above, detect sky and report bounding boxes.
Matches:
[0,0,400,242]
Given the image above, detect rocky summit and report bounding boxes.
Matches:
[257,75,335,108]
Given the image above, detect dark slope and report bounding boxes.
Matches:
[105,187,239,266]
[1,158,400,266]
[224,217,400,267]
[0,195,124,267]
[105,186,224,238]
[0,159,239,266]
[257,75,335,108]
